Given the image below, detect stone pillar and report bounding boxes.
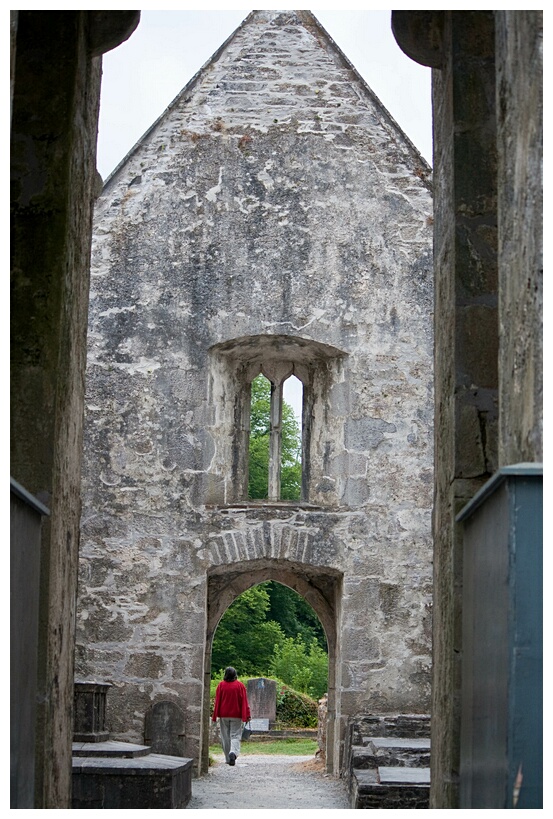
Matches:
[431,13,498,809]
[262,362,293,501]
[11,15,102,804]
[269,382,283,501]
[392,10,499,808]
[496,11,543,466]
[10,10,139,807]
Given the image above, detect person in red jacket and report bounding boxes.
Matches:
[212,667,251,766]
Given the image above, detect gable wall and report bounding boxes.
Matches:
[76,11,434,773]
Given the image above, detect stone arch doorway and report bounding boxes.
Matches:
[201,559,342,775]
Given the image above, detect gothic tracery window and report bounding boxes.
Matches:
[207,335,345,507]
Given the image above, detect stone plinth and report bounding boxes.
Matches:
[74,681,111,742]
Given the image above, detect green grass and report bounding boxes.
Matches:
[210,738,318,756]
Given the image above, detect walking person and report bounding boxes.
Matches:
[212,667,251,766]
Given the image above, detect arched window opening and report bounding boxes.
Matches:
[248,374,303,501]
[282,375,303,501]
[248,374,271,500]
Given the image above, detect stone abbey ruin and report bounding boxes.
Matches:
[75,10,434,779]
[11,9,542,809]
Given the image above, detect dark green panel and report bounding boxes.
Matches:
[458,465,542,808]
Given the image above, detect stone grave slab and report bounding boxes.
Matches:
[73,740,150,758]
[72,753,193,809]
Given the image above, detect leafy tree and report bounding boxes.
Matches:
[269,636,328,700]
[265,581,327,651]
[275,684,318,727]
[211,585,285,676]
[248,375,301,500]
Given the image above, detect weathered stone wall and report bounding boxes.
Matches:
[76,11,433,776]
[10,10,139,807]
[496,11,543,466]
[431,12,499,808]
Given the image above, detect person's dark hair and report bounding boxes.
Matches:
[224,666,237,682]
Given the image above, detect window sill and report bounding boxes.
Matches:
[206,501,325,512]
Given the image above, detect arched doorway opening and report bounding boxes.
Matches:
[210,581,327,686]
[202,559,342,775]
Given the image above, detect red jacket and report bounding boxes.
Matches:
[212,679,251,722]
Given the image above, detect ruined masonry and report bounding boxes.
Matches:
[76,10,433,779]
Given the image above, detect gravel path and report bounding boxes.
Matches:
[188,753,351,810]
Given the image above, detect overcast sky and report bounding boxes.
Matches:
[96,6,433,181]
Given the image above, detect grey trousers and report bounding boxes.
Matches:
[219,717,243,762]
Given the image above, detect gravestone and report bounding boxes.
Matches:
[246,678,276,727]
[144,701,186,757]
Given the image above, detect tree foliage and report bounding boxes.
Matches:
[248,375,301,500]
[211,582,329,704]
[270,636,328,700]
[210,585,285,676]
[265,581,327,651]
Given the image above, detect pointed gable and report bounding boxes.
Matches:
[92,9,433,354]
[104,10,429,189]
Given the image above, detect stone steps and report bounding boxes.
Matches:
[352,767,431,809]
[348,716,431,809]
[352,736,431,769]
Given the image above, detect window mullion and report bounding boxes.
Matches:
[268,380,283,501]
